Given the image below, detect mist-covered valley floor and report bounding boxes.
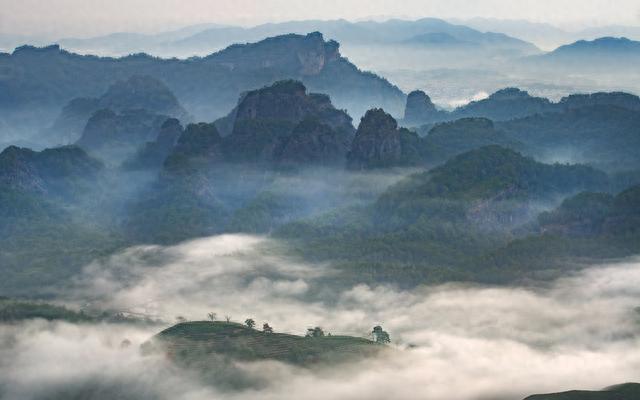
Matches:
[2,234,640,400]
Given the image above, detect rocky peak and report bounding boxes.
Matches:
[347,108,421,169]
[211,32,342,77]
[231,80,353,136]
[403,90,440,126]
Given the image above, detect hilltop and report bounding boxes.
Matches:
[145,321,383,366]
[524,383,640,400]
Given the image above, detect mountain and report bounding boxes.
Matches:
[220,80,355,165]
[539,185,640,237]
[0,32,405,143]
[278,145,610,285]
[455,17,640,50]
[454,88,554,120]
[0,145,102,198]
[527,37,640,72]
[124,118,184,170]
[167,80,355,168]
[347,108,421,169]
[498,104,640,172]
[403,88,640,133]
[558,92,640,111]
[46,75,189,146]
[420,118,523,165]
[75,108,170,164]
[56,18,540,58]
[402,90,449,126]
[523,383,640,400]
[400,87,554,127]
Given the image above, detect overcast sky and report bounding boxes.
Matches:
[1,0,639,38]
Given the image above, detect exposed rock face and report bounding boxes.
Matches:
[347,108,421,169]
[275,118,351,166]
[403,90,447,126]
[0,145,102,195]
[222,80,354,164]
[76,109,169,164]
[125,118,184,170]
[211,32,341,77]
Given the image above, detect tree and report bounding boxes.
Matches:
[207,312,217,321]
[306,326,325,337]
[372,325,391,344]
[263,323,273,333]
[225,315,231,322]
[245,318,256,329]
[176,316,187,323]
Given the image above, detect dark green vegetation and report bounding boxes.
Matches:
[277,146,626,285]
[0,298,92,322]
[146,321,383,366]
[408,91,640,172]
[524,383,640,400]
[3,100,640,292]
[1,48,640,295]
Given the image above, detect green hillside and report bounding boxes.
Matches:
[146,321,383,366]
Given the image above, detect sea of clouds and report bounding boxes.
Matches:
[1,234,639,400]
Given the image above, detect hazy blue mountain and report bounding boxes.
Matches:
[0,33,404,147]
[347,108,421,169]
[44,75,189,146]
[0,145,102,197]
[526,37,640,72]
[55,18,540,58]
[498,104,640,172]
[75,109,170,164]
[404,88,640,128]
[166,80,355,168]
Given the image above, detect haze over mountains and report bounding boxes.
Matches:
[2,8,640,400]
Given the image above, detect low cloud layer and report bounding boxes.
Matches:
[2,234,640,400]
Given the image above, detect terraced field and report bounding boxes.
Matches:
[146,321,384,365]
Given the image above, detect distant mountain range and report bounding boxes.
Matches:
[451,17,640,50]
[27,18,540,58]
[526,37,640,72]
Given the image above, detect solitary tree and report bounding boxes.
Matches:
[176,316,187,323]
[245,318,256,329]
[306,326,325,337]
[207,312,217,321]
[372,325,391,344]
[225,315,231,323]
[263,323,273,333]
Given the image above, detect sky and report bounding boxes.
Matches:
[1,0,639,39]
